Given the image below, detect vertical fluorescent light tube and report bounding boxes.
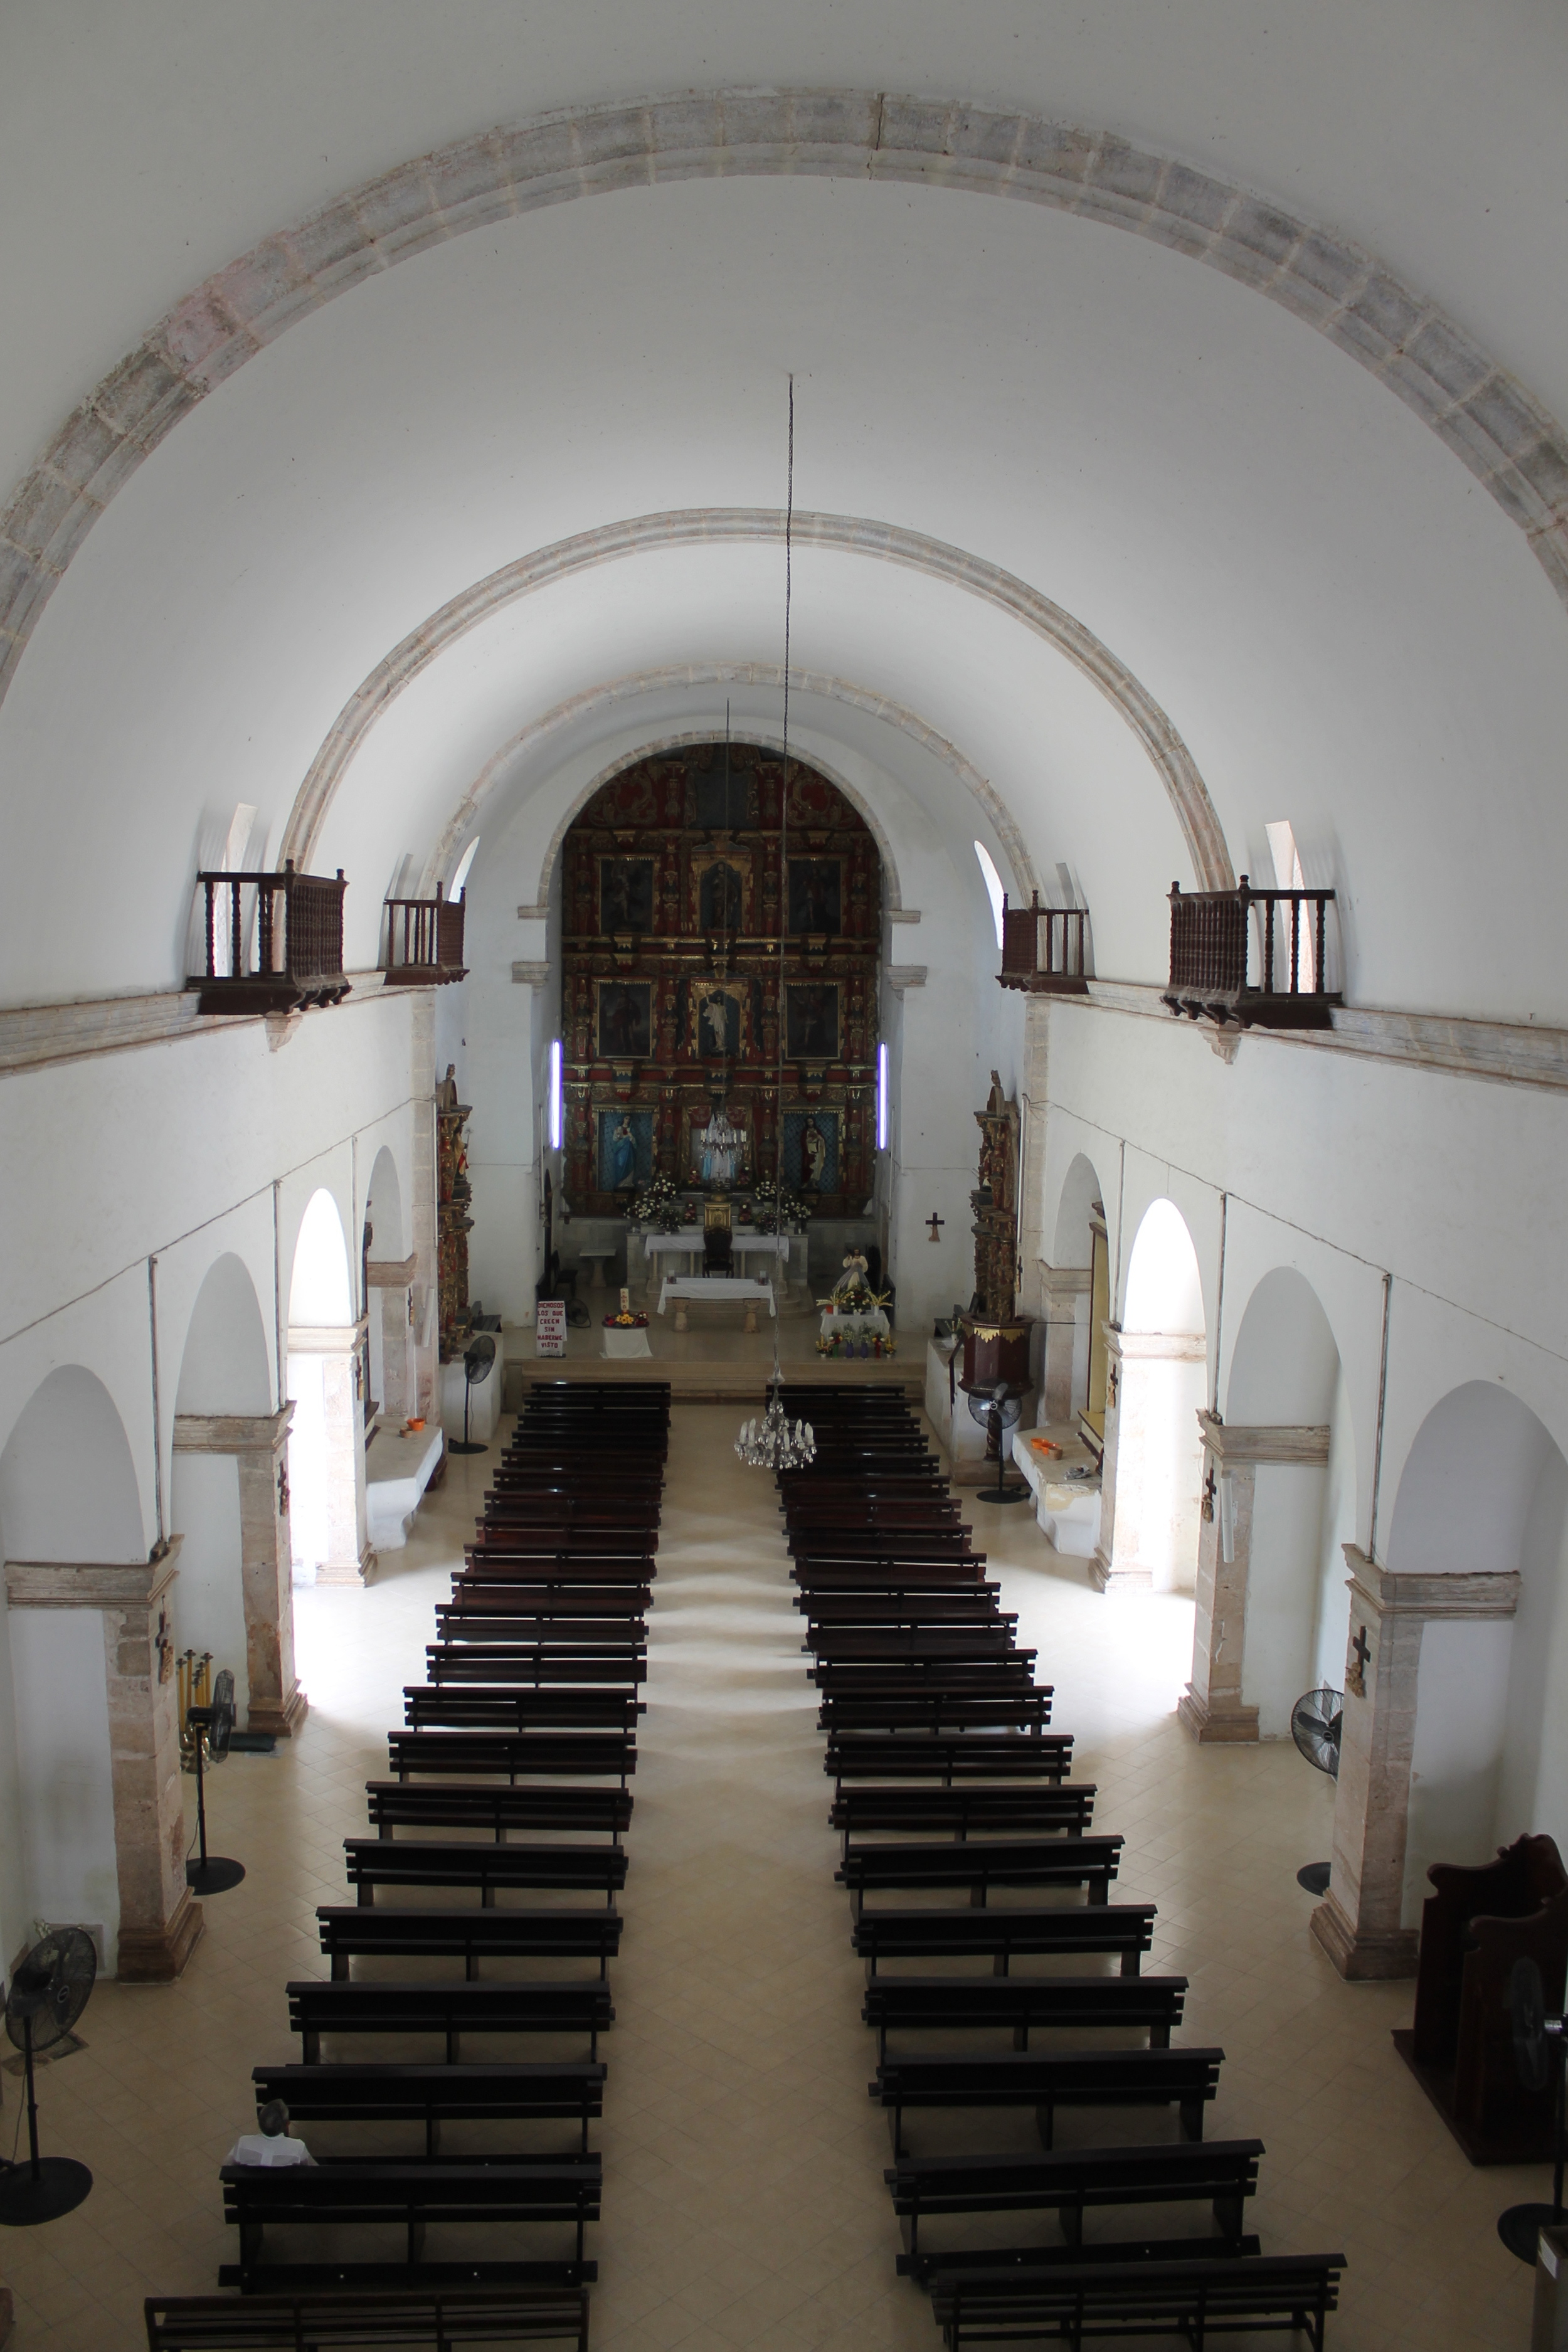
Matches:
[877,1041,888,1150]
[549,1039,563,1150]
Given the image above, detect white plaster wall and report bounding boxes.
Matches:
[1405,1617,1517,1924]
[9,1610,119,1967]
[1246,1462,1329,1737]
[168,1451,249,1719]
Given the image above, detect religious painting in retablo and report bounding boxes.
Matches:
[787,858,841,935]
[696,857,747,934]
[598,856,654,934]
[785,1108,840,1195]
[689,978,747,1061]
[785,981,840,1059]
[595,978,652,1059]
[598,1108,654,1195]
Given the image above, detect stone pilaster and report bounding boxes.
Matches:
[367,1253,418,1424]
[5,1549,203,1983]
[1311,1548,1520,1981]
[1178,1412,1330,1744]
[289,1317,375,1586]
[408,997,439,1419]
[1091,1325,1206,1593]
[172,1409,305,1737]
[1037,1261,1091,1424]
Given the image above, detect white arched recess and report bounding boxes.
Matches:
[285,1185,371,1586]
[1091,1199,1208,1595]
[169,1253,272,1719]
[6,162,1568,1020]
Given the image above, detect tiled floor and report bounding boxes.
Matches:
[0,1406,1539,2347]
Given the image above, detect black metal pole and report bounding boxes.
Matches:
[193,1731,210,1868]
[21,2015,40,2181]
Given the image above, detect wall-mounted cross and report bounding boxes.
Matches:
[1347,1623,1371,1698]
[1200,1466,1217,1523]
[926,1213,945,1242]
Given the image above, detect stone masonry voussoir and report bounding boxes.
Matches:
[3,82,1568,730]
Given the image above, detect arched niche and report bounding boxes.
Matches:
[364,1147,406,1262]
[285,1188,366,1583]
[0,1364,146,1565]
[1097,1200,1206,1594]
[1219,1268,1356,1737]
[289,1188,353,1327]
[364,1145,410,1422]
[169,1254,274,1720]
[1384,1382,1568,1916]
[1041,1153,1108,1430]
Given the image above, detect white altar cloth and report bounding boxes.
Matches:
[601,1326,654,1357]
[644,1229,791,1274]
[365,1421,445,1550]
[820,1305,891,1341]
[659,1274,776,1316]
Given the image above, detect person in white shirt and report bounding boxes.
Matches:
[224,2098,315,2167]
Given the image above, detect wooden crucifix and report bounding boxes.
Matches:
[1346,1623,1371,1699]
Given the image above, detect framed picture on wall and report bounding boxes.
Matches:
[595,978,652,1059]
[598,1108,654,1194]
[785,981,840,1059]
[598,856,654,935]
[696,857,748,933]
[689,977,747,1060]
[784,1106,840,1194]
[787,858,841,935]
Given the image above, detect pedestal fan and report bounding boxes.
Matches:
[449,1333,496,1456]
[965,1383,1029,1506]
[1290,1686,1342,1897]
[0,1929,96,2225]
[186,1666,245,1895]
[1498,1956,1567,2265]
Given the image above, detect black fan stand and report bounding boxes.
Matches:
[977,1406,1029,1506]
[449,1339,495,1457]
[185,1707,245,1895]
[0,2011,93,2227]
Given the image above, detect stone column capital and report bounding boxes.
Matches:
[287,1315,369,1353]
[5,1542,183,1610]
[1343,1544,1521,1621]
[1104,1323,1205,1366]
[366,1254,418,1288]
[172,1405,293,1458]
[1037,1259,1092,1308]
[1197,1411,1330,1467]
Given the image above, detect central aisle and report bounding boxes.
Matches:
[590,1403,931,2350]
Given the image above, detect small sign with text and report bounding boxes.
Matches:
[536,1300,568,1358]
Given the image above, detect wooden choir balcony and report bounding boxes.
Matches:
[383,893,468,987]
[997,894,1089,993]
[189,863,349,1017]
[1163,877,1340,1030]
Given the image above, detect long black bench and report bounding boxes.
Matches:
[462,1557,655,1585]
[929,2254,1346,2351]
[800,1594,1009,1626]
[445,1590,652,1621]
[219,2157,601,2289]
[251,2060,606,2154]
[287,1979,615,2063]
[344,1840,627,1907]
[830,1785,1096,1855]
[426,1645,647,1688]
[387,1732,636,1784]
[403,1687,644,1734]
[862,1974,1189,2062]
[839,1835,1122,1910]
[433,1615,649,1652]
[855,1904,1156,1978]
[819,1696,1054,1738]
[827,1734,1073,1787]
[807,1631,1022,1663]
[886,2140,1265,2278]
[872,2047,1224,2156]
[365,1783,633,1841]
[144,2288,591,2351]
[317,1906,622,1981]
[813,1656,1041,1692]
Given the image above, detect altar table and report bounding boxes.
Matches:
[644,1229,792,1276]
[820,1305,891,1342]
[659,1274,776,1330]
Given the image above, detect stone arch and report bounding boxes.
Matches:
[0,1363,145,1564]
[285,1188,366,1584]
[288,1188,353,1327]
[364,1145,406,1261]
[363,1144,411,1425]
[3,84,1564,729]
[169,1254,277,1725]
[1052,1152,1106,1271]
[1096,1199,1207,1594]
[295,513,1221,894]
[1215,1267,1356,1737]
[173,1251,272,1419]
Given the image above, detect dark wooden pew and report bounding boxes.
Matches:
[317,1905,622,1980]
[807,1630,1022,1663]
[827,1733,1072,1787]
[447,1590,652,1622]
[219,2157,601,2289]
[251,2060,606,2154]
[886,2139,1265,2279]
[460,1558,655,1586]
[830,1784,1096,1857]
[872,2047,1224,2156]
[838,1835,1121,1911]
[799,1594,1010,1627]
[862,1973,1189,2063]
[344,1840,627,1907]
[432,1614,649,1651]
[928,2253,1346,2350]
[818,1695,1054,1739]
[854,1903,1157,1978]
[793,1557,989,1584]
[287,1979,614,2062]
[812,1662,1043,1701]
[144,2287,591,2351]
[365,1782,632,1842]
[426,1646,646,1688]
[402,1687,643,1734]
[386,1732,636,1784]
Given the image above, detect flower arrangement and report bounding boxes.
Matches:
[626,1173,683,1234]
[815,1331,896,1359]
[603,1309,650,1328]
[752,1175,811,1235]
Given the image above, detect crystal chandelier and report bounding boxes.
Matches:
[736,1389,816,1470]
[737,378,815,1471]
